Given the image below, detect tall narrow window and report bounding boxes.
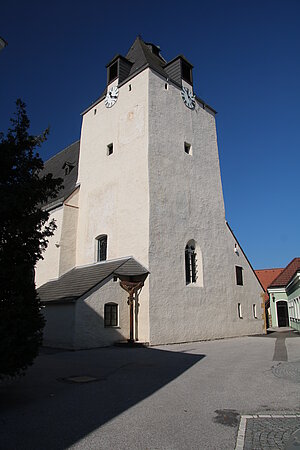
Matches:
[185,241,197,284]
[97,235,107,262]
[104,303,118,327]
[236,266,243,286]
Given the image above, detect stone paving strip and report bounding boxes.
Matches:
[235,414,300,450]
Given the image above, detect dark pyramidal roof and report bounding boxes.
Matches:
[42,140,80,208]
[124,36,168,79]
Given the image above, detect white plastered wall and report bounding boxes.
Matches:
[43,303,75,349]
[59,188,79,276]
[147,70,263,344]
[74,277,129,349]
[76,70,150,342]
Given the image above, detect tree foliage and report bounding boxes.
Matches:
[0,99,62,378]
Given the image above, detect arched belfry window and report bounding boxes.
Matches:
[96,235,107,262]
[185,240,197,284]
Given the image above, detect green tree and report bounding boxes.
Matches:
[0,99,62,378]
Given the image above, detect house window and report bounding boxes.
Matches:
[238,303,242,318]
[165,83,168,90]
[184,142,192,155]
[97,235,107,261]
[104,303,118,327]
[129,84,132,91]
[107,143,113,156]
[185,241,197,284]
[236,266,243,286]
[108,62,118,83]
[253,304,257,319]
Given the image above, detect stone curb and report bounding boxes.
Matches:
[235,413,300,450]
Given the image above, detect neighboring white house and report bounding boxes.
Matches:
[36,36,265,349]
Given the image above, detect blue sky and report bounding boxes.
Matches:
[1,0,299,269]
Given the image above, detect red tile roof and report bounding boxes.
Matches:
[255,268,284,304]
[268,258,300,288]
[255,268,284,291]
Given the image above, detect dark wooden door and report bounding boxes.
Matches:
[277,301,289,327]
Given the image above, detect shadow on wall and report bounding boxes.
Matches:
[0,344,205,449]
[43,290,130,349]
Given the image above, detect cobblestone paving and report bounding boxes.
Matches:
[235,414,300,450]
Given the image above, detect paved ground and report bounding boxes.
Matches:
[1,329,300,450]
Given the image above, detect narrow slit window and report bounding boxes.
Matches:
[128,84,132,91]
[184,142,192,155]
[238,303,242,318]
[107,143,113,156]
[253,304,257,319]
[94,108,97,115]
[185,241,197,284]
[165,83,168,90]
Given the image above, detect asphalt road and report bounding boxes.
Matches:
[1,331,299,450]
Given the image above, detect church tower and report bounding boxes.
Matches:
[36,37,264,348]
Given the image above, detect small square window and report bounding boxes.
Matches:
[107,143,113,156]
[236,266,243,286]
[184,142,192,155]
[238,303,242,319]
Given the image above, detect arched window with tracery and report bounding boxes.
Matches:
[185,240,197,285]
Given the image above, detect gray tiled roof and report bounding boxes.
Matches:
[125,36,167,79]
[38,257,149,304]
[41,141,80,208]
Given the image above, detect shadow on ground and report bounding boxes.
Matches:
[0,346,204,450]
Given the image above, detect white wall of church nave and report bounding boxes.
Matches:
[76,69,150,341]
[59,188,79,276]
[147,70,263,343]
[35,206,63,288]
